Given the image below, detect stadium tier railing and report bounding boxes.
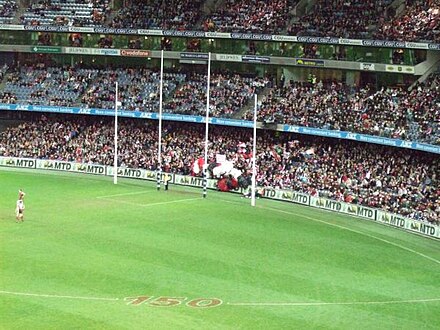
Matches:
[0,103,438,154]
[0,24,440,50]
[1,156,439,240]
[1,44,420,75]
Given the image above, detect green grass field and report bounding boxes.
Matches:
[1,167,439,329]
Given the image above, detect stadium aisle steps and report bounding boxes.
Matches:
[12,0,26,24]
[232,85,272,119]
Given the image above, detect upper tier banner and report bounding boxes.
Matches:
[0,24,438,50]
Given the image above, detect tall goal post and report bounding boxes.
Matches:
[251,94,258,207]
[113,81,119,185]
[157,50,164,190]
[203,52,211,198]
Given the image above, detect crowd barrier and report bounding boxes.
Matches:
[1,156,438,239]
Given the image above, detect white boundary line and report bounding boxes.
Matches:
[227,298,440,307]
[219,198,440,266]
[260,205,440,266]
[101,197,203,208]
[1,290,439,308]
[96,190,156,199]
[0,290,119,301]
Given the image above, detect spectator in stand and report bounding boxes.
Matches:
[98,35,113,48]
[0,115,438,224]
[37,32,52,46]
[128,38,142,49]
[0,92,17,103]
[0,64,9,81]
[69,33,83,47]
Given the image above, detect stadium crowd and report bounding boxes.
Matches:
[110,0,203,30]
[164,72,269,117]
[0,115,438,224]
[288,0,392,38]
[243,77,440,145]
[21,0,109,26]
[0,0,17,23]
[0,63,438,144]
[80,68,185,112]
[2,64,268,118]
[375,0,440,42]
[202,0,295,34]
[4,64,97,106]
